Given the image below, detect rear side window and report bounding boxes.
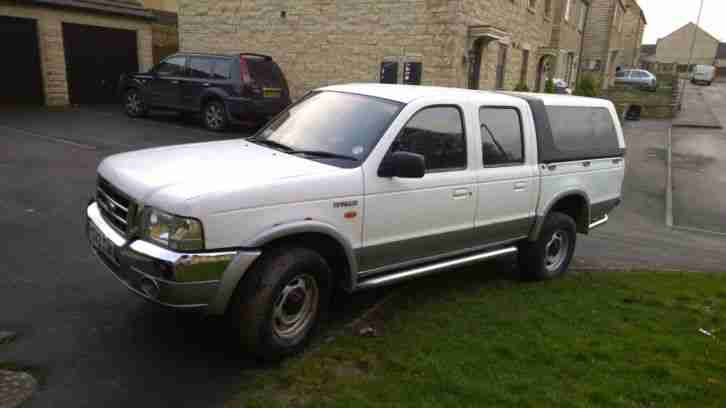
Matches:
[545,106,620,160]
[189,57,214,79]
[213,59,231,79]
[479,107,524,165]
[393,106,467,172]
[244,56,285,88]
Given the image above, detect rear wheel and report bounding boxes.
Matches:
[124,89,147,118]
[203,100,229,131]
[229,246,332,360]
[518,212,577,280]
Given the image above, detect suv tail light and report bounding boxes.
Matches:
[239,56,262,97]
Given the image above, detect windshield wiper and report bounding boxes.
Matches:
[247,137,293,152]
[288,150,360,162]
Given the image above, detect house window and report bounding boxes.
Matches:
[521,50,530,84]
[529,0,536,9]
[564,0,571,22]
[545,0,552,17]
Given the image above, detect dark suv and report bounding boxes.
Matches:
[119,53,291,131]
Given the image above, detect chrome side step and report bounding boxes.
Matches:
[356,246,518,290]
[589,214,609,230]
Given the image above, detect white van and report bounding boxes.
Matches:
[691,65,715,86]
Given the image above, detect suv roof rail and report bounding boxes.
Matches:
[240,53,272,60]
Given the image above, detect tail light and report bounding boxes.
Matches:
[239,56,262,97]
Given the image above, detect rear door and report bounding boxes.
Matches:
[147,55,186,108]
[182,56,234,110]
[473,103,538,246]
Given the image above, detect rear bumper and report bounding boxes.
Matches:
[86,202,260,314]
[224,96,289,121]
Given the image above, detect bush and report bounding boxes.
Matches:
[544,78,555,94]
[574,75,600,97]
[514,82,530,92]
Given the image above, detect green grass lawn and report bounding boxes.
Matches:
[232,268,726,408]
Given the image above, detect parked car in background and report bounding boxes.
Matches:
[86,84,625,359]
[119,53,291,131]
[614,69,657,91]
[690,65,715,86]
[552,78,572,95]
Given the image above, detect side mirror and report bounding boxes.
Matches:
[378,151,426,179]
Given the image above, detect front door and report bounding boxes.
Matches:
[146,55,186,108]
[473,105,538,246]
[360,105,476,273]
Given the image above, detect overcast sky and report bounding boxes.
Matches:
[639,0,725,44]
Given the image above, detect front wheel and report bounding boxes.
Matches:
[230,246,332,360]
[518,212,577,280]
[123,89,147,118]
[203,100,229,131]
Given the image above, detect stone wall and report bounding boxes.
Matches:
[180,0,464,99]
[605,81,679,119]
[620,0,644,68]
[458,0,553,91]
[549,0,585,84]
[0,1,153,106]
[582,0,626,88]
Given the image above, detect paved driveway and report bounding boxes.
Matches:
[670,82,726,234]
[1,106,725,407]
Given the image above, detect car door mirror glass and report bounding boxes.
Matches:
[379,151,426,178]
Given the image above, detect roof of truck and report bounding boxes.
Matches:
[319,83,613,108]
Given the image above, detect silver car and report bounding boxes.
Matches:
[614,69,657,91]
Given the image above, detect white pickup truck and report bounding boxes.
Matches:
[86,84,625,358]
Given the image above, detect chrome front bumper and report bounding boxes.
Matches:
[86,202,260,314]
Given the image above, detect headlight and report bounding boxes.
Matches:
[143,207,204,251]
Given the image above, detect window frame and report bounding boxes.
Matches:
[478,106,526,168]
[564,0,571,22]
[388,104,469,174]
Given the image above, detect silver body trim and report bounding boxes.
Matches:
[588,214,609,230]
[357,246,518,290]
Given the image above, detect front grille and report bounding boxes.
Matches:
[97,177,134,236]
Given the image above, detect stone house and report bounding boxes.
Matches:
[179,0,562,98]
[1,0,155,106]
[655,23,720,70]
[143,0,180,63]
[580,0,627,88]
[717,43,726,78]
[544,0,590,88]
[620,0,645,68]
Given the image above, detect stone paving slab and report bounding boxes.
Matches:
[0,370,37,408]
[673,83,723,129]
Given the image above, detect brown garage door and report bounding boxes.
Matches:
[63,23,139,105]
[0,16,44,105]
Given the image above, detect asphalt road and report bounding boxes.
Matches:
[671,82,726,234]
[1,105,726,407]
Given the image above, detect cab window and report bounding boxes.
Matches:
[392,106,467,172]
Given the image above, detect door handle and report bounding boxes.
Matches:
[544,164,557,171]
[514,182,527,191]
[452,188,472,199]
[202,83,211,87]
[582,161,591,167]
[170,80,180,84]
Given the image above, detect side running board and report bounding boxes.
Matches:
[357,247,518,290]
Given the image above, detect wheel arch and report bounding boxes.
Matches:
[529,190,591,241]
[247,221,359,293]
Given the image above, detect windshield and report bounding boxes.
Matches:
[252,91,403,167]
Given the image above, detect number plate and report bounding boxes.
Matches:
[88,220,117,265]
[263,88,281,98]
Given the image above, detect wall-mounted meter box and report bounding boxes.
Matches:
[403,61,422,85]
[380,61,398,84]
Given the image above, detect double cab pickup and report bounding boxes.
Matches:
[86,84,625,358]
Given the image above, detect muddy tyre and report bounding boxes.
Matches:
[518,212,577,280]
[230,246,332,360]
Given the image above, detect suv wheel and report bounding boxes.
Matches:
[203,100,228,131]
[230,246,332,360]
[518,212,577,280]
[124,89,147,118]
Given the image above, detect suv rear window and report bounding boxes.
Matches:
[545,106,621,161]
[243,56,285,88]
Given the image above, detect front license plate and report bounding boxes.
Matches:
[88,220,117,264]
[263,88,281,98]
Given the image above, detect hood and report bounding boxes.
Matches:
[98,139,338,211]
